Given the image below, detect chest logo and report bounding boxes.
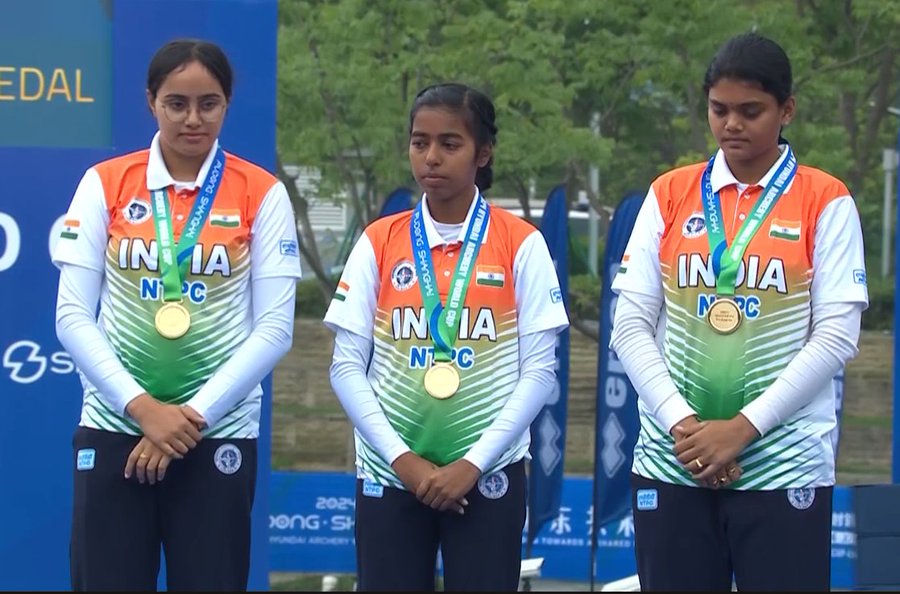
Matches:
[682,212,706,239]
[123,197,152,225]
[391,260,417,291]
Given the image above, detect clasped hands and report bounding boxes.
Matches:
[122,393,207,484]
[391,452,482,515]
[671,414,759,489]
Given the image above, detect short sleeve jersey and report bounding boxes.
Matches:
[52,134,302,438]
[613,146,869,489]
[324,196,569,488]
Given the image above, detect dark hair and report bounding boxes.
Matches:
[409,83,498,191]
[147,39,233,101]
[703,33,792,105]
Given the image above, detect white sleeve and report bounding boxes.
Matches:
[463,328,559,472]
[55,264,146,415]
[185,275,297,428]
[250,181,304,280]
[740,302,862,435]
[610,290,696,433]
[514,231,569,336]
[329,328,411,464]
[323,232,379,337]
[52,168,108,272]
[611,187,664,297]
[608,187,695,432]
[738,194,866,434]
[810,195,869,307]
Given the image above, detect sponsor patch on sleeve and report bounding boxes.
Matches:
[279,239,299,257]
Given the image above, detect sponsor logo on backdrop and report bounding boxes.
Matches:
[2,340,75,384]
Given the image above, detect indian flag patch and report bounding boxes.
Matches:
[60,219,80,240]
[333,281,349,302]
[475,265,505,288]
[210,210,241,228]
[769,219,801,241]
[619,254,630,274]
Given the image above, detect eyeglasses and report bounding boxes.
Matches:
[159,98,227,123]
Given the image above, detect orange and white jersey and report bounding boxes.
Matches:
[325,196,569,488]
[53,133,302,438]
[613,146,868,489]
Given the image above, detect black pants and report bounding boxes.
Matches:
[631,474,832,592]
[70,427,257,592]
[355,460,526,592]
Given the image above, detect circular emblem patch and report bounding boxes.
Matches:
[682,212,706,238]
[214,443,242,475]
[123,197,152,224]
[787,487,815,510]
[477,470,509,500]
[391,260,417,291]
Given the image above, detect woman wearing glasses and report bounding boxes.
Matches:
[53,39,302,591]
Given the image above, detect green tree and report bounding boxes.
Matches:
[277,0,900,310]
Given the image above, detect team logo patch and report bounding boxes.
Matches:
[853,269,867,286]
[76,448,95,471]
[682,212,706,238]
[391,260,417,291]
[123,197,152,224]
[550,287,563,304]
[362,480,384,498]
[477,470,509,500]
[636,488,658,511]
[787,487,815,510]
[214,443,242,475]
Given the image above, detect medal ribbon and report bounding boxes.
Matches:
[701,147,796,297]
[410,193,489,363]
[150,147,226,302]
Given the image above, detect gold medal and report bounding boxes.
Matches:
[155,302,191,339]
[423,362,460,400]
[706,298,742,335]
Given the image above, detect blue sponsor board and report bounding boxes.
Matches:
[270,471,857,588]
[0,0,112,148]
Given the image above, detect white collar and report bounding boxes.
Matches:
[420,187,490,247]
[145,131,221,191]
[709,143,796,193]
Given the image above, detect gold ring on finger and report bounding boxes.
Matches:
[694,457,703,470]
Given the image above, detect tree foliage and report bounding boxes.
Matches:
[278,0,900,298]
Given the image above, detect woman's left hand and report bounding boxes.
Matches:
[673,415,759,482]
[124,437,172,485]
[415,459,482,513]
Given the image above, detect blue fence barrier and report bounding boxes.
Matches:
[270,471,857,588]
